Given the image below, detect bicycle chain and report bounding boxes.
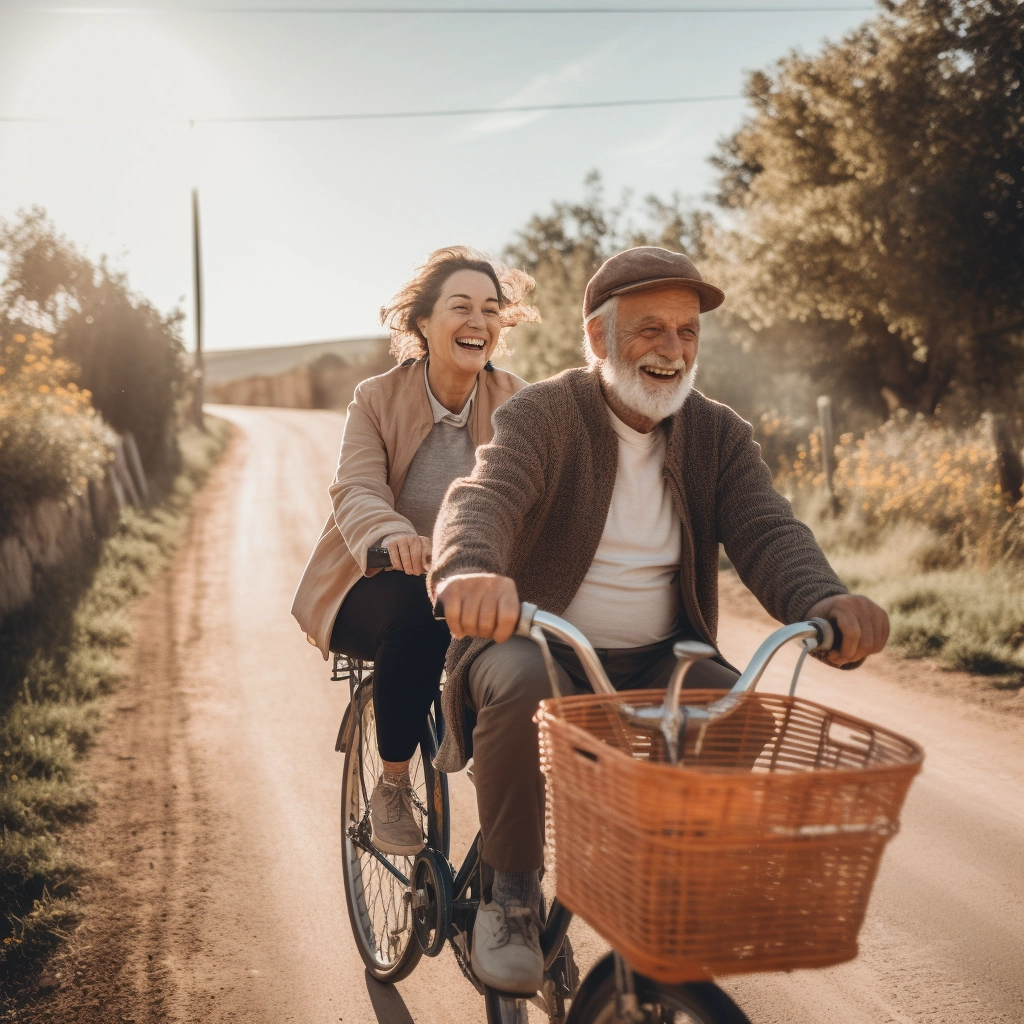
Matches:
[449,936,483,993]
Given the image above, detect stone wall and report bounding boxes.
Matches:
[0,433,147,625]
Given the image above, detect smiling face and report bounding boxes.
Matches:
[587,285,702,428]
[417,268,502,381]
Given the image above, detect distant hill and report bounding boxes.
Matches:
[201,337,390,385]
[202,336,394,410]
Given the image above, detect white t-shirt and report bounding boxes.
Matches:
[561,406,682,648]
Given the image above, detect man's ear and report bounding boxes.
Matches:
[585,317,608,360]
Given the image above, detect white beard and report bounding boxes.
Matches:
[600,351,696,424]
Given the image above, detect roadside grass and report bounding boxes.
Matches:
[745,412,1024,690]
[826,536,1024,683]
[795,492,1024,688]
[0,416,230,983]
[721,495,1024,690]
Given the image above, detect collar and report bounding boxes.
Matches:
[424,360,476,427]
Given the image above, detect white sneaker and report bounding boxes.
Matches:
[471,900,543,995]
[368,776,424,857]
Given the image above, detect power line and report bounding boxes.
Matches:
[0,92,743,125]
[34,5,875,14]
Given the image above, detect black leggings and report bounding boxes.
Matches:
[330,571,450,763]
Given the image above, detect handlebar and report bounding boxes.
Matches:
[434,597,845,764]
[433,600,841,692]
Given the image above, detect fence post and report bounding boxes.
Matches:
[106,463,127,514]
[122,431,150,505]
[112,438,142,507]
[990,414,1024,506]
[817,395,839,514]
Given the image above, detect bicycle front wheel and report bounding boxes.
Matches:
[341,681,449,982]
[566,954,751,1024]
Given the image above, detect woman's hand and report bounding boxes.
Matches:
[387,535,433,576]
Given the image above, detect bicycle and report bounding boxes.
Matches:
[334,593,921,1024]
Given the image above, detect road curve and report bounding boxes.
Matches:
[26,405,1024,1024]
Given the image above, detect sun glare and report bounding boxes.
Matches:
[9,15,226,121]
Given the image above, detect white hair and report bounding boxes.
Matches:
[582,296,618,367]
[586,293,696,423]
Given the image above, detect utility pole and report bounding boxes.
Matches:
[191,187,206,430]
[817,395,838,514]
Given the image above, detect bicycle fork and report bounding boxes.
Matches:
[614,954,646,1024]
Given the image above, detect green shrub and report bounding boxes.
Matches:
[1,208,188,481]
[0,330,113,532]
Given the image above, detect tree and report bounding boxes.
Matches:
[502,173,712,381]
[709,0,1024,420]
[0,209,187,475]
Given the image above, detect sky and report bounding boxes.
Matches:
[0,1,873,351]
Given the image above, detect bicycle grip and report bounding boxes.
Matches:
[820,618,864,671]
[366,545,393,570]
[829,619,844,652]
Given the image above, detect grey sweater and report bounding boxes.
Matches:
[394,421,477,538]
[428,366,848,772]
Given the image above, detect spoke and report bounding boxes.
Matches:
[346,692,421,968]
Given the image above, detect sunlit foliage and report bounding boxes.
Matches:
[0,330,113,531]
[832,413,1024,562]
[709,0,1024,419]
[0,208,187,477]
[502,172,713,382]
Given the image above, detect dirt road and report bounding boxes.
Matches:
[22,406,1024,1024]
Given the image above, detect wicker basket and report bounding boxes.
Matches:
[536,689,923,984]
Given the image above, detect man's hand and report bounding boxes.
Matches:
[435,573,521,642]
[386,535,433,576]
[805,593,890,668]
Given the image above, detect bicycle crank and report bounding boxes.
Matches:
[410,848,454,957]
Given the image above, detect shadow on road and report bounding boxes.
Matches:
[364,969,415,1024]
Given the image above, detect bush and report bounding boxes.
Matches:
[832,412,1024,563]
[1,208,188,481]
[58,274,187,477]
[0,331,113,532]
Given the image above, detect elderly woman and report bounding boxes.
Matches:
[291,246,537,855]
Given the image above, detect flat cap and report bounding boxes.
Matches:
[583,246,725,319]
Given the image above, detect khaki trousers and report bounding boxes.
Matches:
[466,635,737,872]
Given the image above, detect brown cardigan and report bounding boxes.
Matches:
[291,357,526,658]
[428,366,848,772]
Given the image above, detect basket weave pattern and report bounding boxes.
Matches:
[536,689,922,983]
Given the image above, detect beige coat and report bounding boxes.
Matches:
[291,357,526,658]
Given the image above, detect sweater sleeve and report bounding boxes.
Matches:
[428,388,553,597]
[329,389,417,573]
[715,411,848,623]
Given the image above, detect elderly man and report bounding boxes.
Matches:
[427,247,889,994]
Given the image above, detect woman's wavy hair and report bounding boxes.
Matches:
[380,246,541,364]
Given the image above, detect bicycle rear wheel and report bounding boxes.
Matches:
[565,954,751,1024]
[341,680,449,982]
